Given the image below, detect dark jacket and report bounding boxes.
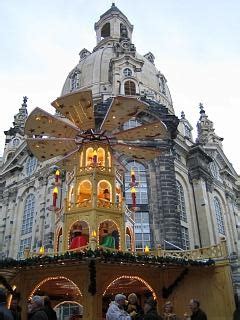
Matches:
[191,309,207,320]
[143,309,163,320]
[43,306,57,320]
[0,303,14,320]
[28,308,48,320]
[233,309,240,320]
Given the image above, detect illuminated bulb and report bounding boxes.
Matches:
[130,187,136,193]
[91,230,97,237]
[131,169,135,176]
[55,169,60,176]
[129,147,132,150]
[144,245,150,253]
[112,116,116,119]
[53,187,58,194]
[39,246,45,255]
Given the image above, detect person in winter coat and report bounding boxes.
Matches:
[106,294,131,320]
[43,296,57,320]
[0,288,14,320]
[184,299,207,320]
[143,298,162,320]
[28,296,48,320]
[126,293,143,319]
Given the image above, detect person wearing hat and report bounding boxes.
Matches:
[143,297,163,320]
[0,288,14,320]
[106,294,131,320]
[28,296,48,320]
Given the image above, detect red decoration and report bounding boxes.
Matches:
[53,187,58,207]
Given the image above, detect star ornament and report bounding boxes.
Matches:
[24,90,169,169]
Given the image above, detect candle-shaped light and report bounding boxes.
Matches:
[53,187,58,207]
[144,245,150,254]
[93,150,97,164]
[55,169,60,183]
[39,246,45,255]
[91,230,97,238]
[131,186,136,208]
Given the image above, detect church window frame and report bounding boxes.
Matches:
[181,226,190,250]
[123,68,133,77]
[12,137,20,147]
[21,194,35,235]
[18,236,32,259]
[176,180,187,222]
[214,197,225,235]
[124,80,136,96]
[210,161,219,180]
[26,156,37,176]
[101,22,110,38]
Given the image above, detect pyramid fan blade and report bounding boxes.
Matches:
[25,107,80,138]
[53,149,80,171]
[113,121,169,141]
[101,96,147,132]
[26,138,78,161]
[112,143,160,160]
[51,90,95,131]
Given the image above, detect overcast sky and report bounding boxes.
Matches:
[0,0,239,172]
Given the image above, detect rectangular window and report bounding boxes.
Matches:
[181,226,190,250]
[18,237,32,259]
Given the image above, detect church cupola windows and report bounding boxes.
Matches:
[101,22,111,39]
[70,68,80,92]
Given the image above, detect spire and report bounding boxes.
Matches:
[197,102,223,146]
[13,96,28,130]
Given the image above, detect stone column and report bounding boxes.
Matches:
[148,151,182,249]
[187,145,213,247]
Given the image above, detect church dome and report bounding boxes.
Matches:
[61,4,174,113]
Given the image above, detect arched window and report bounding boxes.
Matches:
[26,156,37,176]
[124,81,136,96]
[210,162,219,179]
[125,161,148,205]
[176,181,187,222]
[176,180,190,250]
[21,194,35,235]
[214,197,225,235]
[125,161,150,252]
[98,180,112,202]
[12,138,20,147]
[78,180,92,204]
[101,22,110,38]
[123,68,132,77]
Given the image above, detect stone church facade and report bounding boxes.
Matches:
[1,3,240,293]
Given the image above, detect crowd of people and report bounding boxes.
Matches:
[0,289,57,320]
[105,293,208,320]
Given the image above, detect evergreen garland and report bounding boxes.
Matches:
[0,249,215,269]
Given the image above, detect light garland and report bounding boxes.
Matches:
[28,276,82,300]
[103,275,156,299]
[54,300,82,309]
